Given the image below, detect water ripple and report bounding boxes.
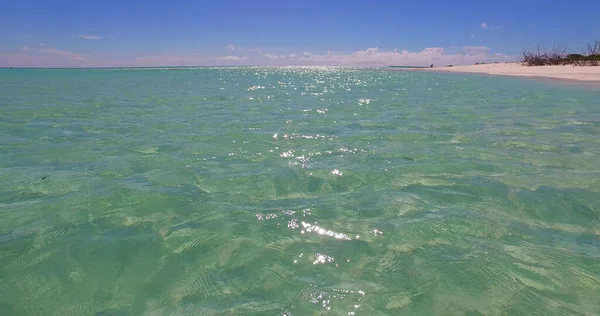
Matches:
[1,67,599,315]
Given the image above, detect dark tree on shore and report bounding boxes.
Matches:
[521,41,600,66]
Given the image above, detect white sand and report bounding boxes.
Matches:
[425,63,600,82]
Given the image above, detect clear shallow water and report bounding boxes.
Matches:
[1,67,599,315]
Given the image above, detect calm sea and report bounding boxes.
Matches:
[1,67,599,315]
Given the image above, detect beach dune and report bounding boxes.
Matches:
[425,63,600,82]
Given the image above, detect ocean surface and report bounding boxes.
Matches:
[1,67,599,316]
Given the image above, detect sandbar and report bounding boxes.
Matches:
[423,63,600,82]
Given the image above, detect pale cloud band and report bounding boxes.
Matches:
[75,34,103,40]
[242,46,509,66]
[2,44,513,67]
[20,47,86,60]
[131,45,511,67]
[481,22,504,30]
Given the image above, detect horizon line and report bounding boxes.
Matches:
[0,65,434,70]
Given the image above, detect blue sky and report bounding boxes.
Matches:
[1,0,599,67]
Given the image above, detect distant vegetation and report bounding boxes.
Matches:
[522,41,600,66]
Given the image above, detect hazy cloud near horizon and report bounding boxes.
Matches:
[1,45,513,68]
[74,34,104,40]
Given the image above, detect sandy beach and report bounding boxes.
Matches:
[425,63,600,82]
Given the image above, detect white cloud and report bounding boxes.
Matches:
[0,53,53,67]
[75,34,103,40]
[20,47,86,60]
[133,55,214,66]
[133,55,249,66]
[2,44,513,67]
[481,22,504,30]
[225,44,262,54]
[256,46,509,66]
[493,52,512,60]
[2,48,120,67]
[216,56,250,61]
[265,53,286,59]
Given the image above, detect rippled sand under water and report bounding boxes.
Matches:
[1,67,599,315]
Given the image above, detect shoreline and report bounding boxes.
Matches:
[419,63,600,83]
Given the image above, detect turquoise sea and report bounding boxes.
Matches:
[1,67,599,315]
